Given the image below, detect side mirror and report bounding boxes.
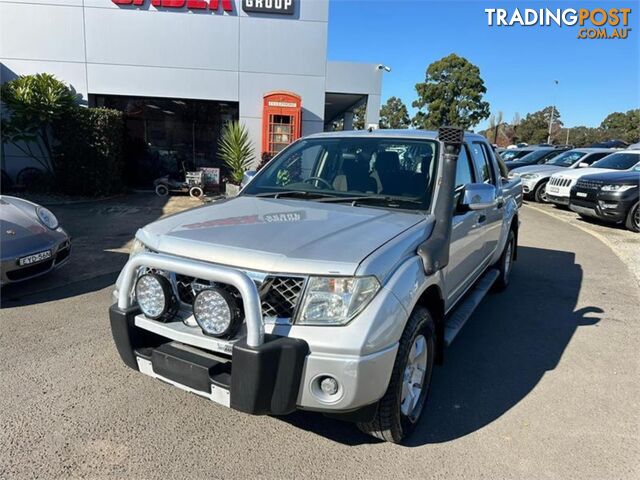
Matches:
[578,162,589,168]
[459,183,497,211]
[241,170,257,188]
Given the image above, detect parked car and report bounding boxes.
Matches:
[570,168,640,232]
[109,128,521,444]
[547,151,640,207]
[499,147,538,162]
[0,196,71,285]
[503,146,570,171]
[510,148,615,203]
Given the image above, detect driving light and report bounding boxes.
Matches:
[521,173,540,179]
[135,273,176,321]
[36,206,59,230]
[297,276,380,326]
[193,288,242,337]
[601,184,637,192]
[320,377,339,396]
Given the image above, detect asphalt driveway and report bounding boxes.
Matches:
[0,205,638,479]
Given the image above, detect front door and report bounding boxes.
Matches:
[445,145,488,309]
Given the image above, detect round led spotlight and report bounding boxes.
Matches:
[135,273,176,321]
[193,287,241,338]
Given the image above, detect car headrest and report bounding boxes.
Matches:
[376,151,400,173]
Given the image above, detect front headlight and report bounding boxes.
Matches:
[36,206,59,230]
[521,173,540,179]
[129,238,150,259]
[601,184,637,192]
[297,276,380,326]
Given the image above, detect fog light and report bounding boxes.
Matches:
[193,288,242,338]
[599,201,618,209]
[135,273,176,321]
[320,376,339,396]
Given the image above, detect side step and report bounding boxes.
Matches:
[444,268,500,346]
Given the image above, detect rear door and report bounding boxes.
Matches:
[445,144,487,308]
[469,141,503,260]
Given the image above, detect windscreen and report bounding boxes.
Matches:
[243,137,440,210]
[501,149,532,161]
[547,150,586,167]
[591,153,640,170]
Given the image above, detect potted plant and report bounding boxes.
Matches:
[218,121,255,197]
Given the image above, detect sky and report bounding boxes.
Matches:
[327,0,639,131]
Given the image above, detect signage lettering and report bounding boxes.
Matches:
[111,0,233,11]
[268,101,297,108]
[243,0,294,15]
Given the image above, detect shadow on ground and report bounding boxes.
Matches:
[0,193,199,308]
[282,245,603,446]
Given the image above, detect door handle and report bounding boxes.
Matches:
[478,214,487,224]
[496,197,505,209]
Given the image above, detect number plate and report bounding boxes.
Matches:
[18,250,51,266]
[576,192,587,198]
[548,186,559,193]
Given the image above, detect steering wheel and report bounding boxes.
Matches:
[304,177,334,190]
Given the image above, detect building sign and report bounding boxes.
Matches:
[242,0,295,15]
[111,0,233,11]
[267,101,298,108]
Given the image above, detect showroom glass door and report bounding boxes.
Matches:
[91,94,238,188]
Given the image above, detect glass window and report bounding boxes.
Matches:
[500,149,532,161]
[455,146,474,189]
[470,142,495,184]
[243,137,440,210]
[547,151,586,167]
[583,152,611,165]
[591,153,640,170]
[91,94,239,188]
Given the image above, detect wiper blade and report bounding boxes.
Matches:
[319,195,424,208]
[254,190,335,200]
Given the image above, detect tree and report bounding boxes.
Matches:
[600,109,640,143]
[561,126,604,147]
[487,111,504,144]
[379,96,410,129]
[516,106,563,144]
[1,73,79,175]
[412,53,490,130]
[218,121,255,185]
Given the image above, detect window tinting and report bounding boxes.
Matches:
[470,142,494,184]
[455,146,474,189]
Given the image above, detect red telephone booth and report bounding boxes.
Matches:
[261,92,302,156]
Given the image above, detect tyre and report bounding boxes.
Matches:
[493,229,515,292]
[189,186,204,198]
[625,201,640,233]
[155,184,169,196]
[357,307,435,444]
[533,181,549,203]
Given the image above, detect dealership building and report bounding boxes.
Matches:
[0,0,384,186]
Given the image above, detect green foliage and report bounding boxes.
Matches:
[516,106,563,144]
[562,126,605,147]
[218,121,255,185]
[412,54,490,130]
[353,104,366,130]
[53,108,126,196]
[1,73,78,174]
[379,97,410,129]
[600,109,639,143]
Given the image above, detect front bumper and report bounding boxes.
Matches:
[570,191,636,223]
[546,193,570,206]
[110,252,400,417]
[0,231,71,284]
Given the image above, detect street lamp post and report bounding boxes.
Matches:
[547,80,559,144]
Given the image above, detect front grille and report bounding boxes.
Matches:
[7,259,54,281]
[576,179,604,190]
[174,273,305,321]
[550,177,574,188]
[259,276,305,318]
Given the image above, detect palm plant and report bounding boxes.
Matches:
[218,121,255,185]
[1,73,78,175]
